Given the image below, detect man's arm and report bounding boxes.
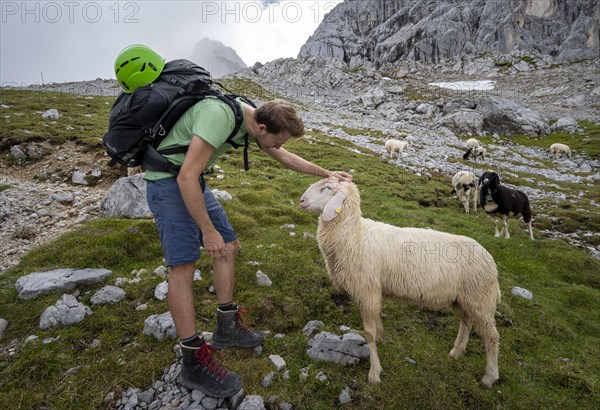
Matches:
[176,135,226,259]
[262,146,352,181]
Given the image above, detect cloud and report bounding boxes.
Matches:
[0,0,342,85]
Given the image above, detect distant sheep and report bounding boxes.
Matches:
[451,171,478,213]
[466,138,480,149]
[384,139,408,158]
[479,171,534,240]
[463,146,486,162]
[549,143,571,159]
[300,178,501,388]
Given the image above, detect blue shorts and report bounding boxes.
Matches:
[146,178,237,266]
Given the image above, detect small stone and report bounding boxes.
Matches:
[339,386,351,405]
[256,270,272,286]
[315,371,327,382]
[261,371,276,388]
[302,320,324,337]
[299,367,309,382]
[269,354,286,371]
[511,286,533,300]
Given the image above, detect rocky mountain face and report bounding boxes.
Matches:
[299,0,599,67]
[189,38,247,78]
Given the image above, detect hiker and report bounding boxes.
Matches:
[114,45,352,398]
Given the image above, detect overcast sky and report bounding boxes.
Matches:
[1,0,342,86]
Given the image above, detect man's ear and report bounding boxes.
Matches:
[322,191,345,222]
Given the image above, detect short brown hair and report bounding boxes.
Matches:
[255,99,304,138]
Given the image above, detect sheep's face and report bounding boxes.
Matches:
[479,171,501,197]
[300,178,348,221]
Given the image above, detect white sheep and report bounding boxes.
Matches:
[466,138,480,149]
[384,139,408,158]
[549,143,571,159]
[451,171,478,213]
[300,178,501,388]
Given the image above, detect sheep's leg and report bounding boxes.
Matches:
[376,315,384,341]
[449,306,471,359]
[501,215,510,239]
[460,194,469,213]
[474,319,500,389]
[450,320,471,359]
[488,214,500,237]
[362,309,382,384]
[527,221,534,240]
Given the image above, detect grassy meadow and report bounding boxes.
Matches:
[0,88,599,409]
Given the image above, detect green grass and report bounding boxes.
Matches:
[0,89,599,409]
[0,89,115,148]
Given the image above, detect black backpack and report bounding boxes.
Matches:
[102,59,255,175]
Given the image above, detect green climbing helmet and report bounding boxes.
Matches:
[114,44,165,93]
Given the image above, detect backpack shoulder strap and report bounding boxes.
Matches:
[219,94,256,171]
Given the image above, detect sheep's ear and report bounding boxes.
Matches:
[322,191,345,222]
[494,176,501,188]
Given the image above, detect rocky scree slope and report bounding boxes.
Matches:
[299,0,599,67]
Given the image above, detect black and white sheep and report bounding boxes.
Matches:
[463,146,486,161]
[550,143,571,159]
[479,171,534,240]
[384,139,408,158]
[300,178,501,388]
[451,170,478,213]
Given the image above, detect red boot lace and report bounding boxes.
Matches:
[195,343,227,379]
[236,307,253,333]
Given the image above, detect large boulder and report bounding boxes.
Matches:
[474,98,548,136]
[100,174,152,219]
[15,268,112,300]
[437,110,484,135]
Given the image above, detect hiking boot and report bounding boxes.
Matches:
[211,307,264,349]
[179,342,242,398]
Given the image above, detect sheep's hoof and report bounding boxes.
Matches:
[368,372,381,384]
[449,348,462,360]
[480,375,498,389]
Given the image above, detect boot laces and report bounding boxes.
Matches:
[236,307,253,333]
[195,343,227,379]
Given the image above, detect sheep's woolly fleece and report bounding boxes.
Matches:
[300,178,501,388]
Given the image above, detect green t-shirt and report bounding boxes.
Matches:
[144,96,252,181]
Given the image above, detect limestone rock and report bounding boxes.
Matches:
[90,285,126,305]
[100,174,152,219]
[15,268,112,300]
[306,331,370,365]
[143,312,177,341]
[299,0,599,66]
[39,294,93,329]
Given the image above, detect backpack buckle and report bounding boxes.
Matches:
[158,124,166,136]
